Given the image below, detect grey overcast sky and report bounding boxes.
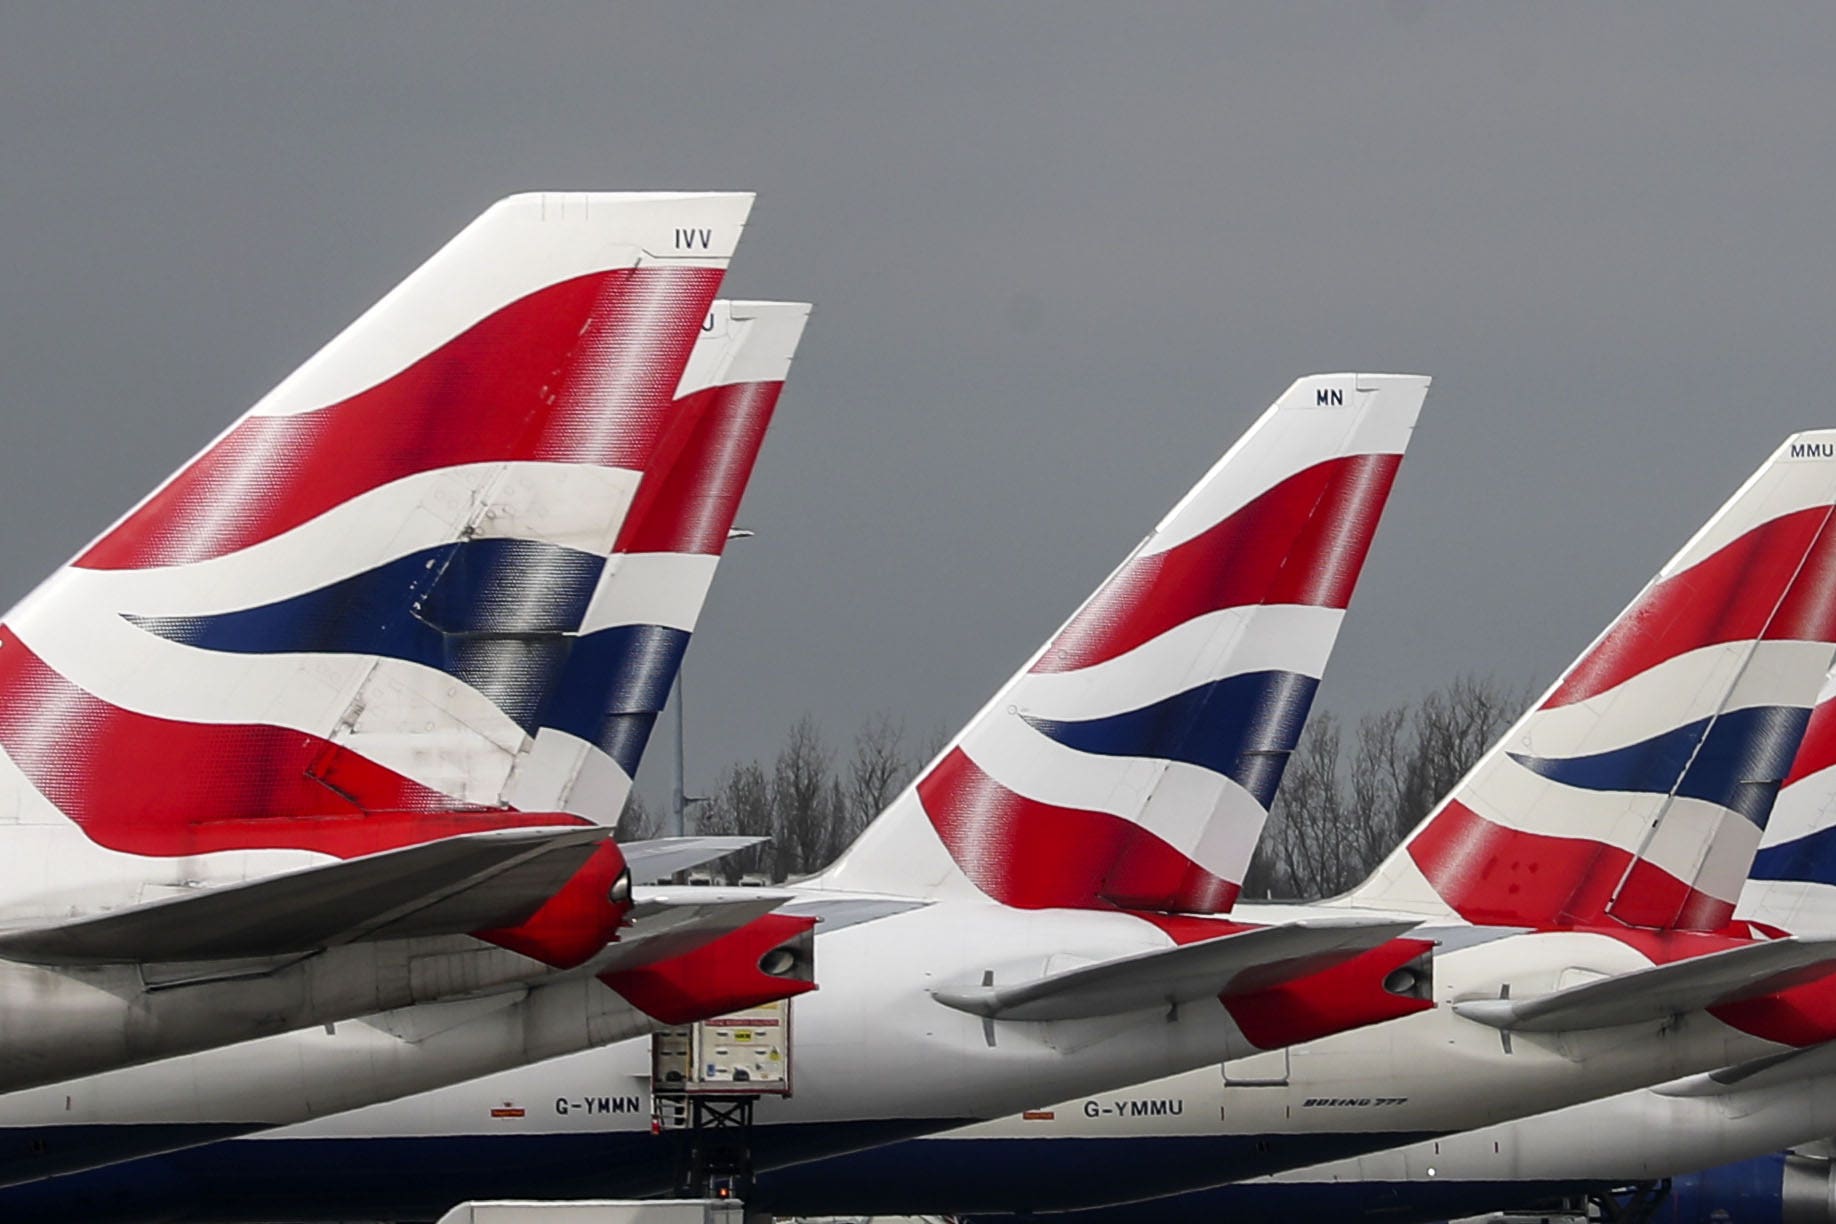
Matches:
[2,4,1833,809]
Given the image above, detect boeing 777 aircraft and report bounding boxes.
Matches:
[85,427,1836,1224]
[0,288,825,1189]
[711,431,1836,1219]
[942,672,1836,1224]
[0,192,824,1094]
[0,374,1442,1221]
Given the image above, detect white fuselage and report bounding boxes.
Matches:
[756,909,1788,1215]
[1254,1044,1836,1196]
[937,1038,1836,1224]
[0,928,590,1096]
[0,889,1284,1208]
[60,904,1806,1223]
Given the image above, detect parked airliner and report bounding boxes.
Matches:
[0,374,1440,1220]
[71,427,1836,1223]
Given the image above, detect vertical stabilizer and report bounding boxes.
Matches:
[506,299,812,821]
[0,197,802,881]
[1354,432,1836,930]
[819,374,1429,909]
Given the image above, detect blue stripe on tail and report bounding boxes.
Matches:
[1508,704,1809,827]
[535,625,687,776]
[1751,825,1836,886]
[1023,670,1318,809]
[126,540,692,773]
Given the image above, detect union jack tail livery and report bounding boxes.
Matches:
[0,194,804,920]
[1354,432,1836,931]
[0,193,837,1093]
[499,298,810,823]
[820,374,1430,911]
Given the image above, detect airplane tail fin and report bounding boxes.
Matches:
[0,196,809,879]
[1351,432,1836,931]
[501,299,811,822]
[819,374,1429,909]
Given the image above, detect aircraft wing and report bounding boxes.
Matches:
[589,885,794,973]
[931,916,1421,1022]
[778,893,929,933]
[0,826,609,966]
[619,836,768,883]
[1454,936,1836,1033]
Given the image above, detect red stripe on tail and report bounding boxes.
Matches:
[917,748,1236,911]
[1405,800,1734,930]
[79,267,722,570]
[0,626,583,858]
[614,379,782,556]
[1547,508,1836,709]
[1784,698,1836,788]
[1032,455,1400,675]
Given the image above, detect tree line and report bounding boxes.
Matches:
[1244,675,1523,899]
[615,713,936,882]
[619,676,1521,899]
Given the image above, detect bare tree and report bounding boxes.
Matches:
[1262,713,1346,899]
[1254,675,1522,900]
[664,674,1522,901]
[915,721,953,770]
[774,715,842,878]
[1399,674,1521,838]
[727,760,777,880]
[1240,834,1284,901]
[1346,705,1410,880]
[842,714,912,849]
[695,760,776,881]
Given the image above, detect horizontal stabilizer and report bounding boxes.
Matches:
[1656,1038,1836,1098]
[590,886,793,974]
[620,836,769,883]
[932,916,1420,1022]
[0,826,609,966]
[1454,936,1836,1033]
[779,894,930,933]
